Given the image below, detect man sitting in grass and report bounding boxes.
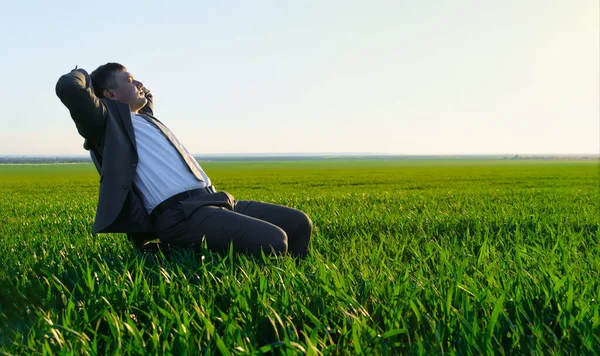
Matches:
[56,63,312,258]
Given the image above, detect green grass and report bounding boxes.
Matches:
[1,160,599,354]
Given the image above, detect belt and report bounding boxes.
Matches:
[151,186,215,219]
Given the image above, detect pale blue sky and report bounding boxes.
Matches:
[0,0,598,155]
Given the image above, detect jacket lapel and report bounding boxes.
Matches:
[116,101,137,150]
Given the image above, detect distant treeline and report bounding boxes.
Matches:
[1,154,598,164]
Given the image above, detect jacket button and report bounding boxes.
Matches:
[122,184,130,190]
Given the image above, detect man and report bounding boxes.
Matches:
[55,63,312,257]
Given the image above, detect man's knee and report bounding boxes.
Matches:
[295,211,313,239]
[247,225,287,256]
[267,226,288,254]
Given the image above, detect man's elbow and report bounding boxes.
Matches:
[55,70,86,100]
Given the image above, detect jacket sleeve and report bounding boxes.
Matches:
[139,86,154,116]
[55,68,107,140]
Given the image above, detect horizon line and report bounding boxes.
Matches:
[1,152,599,157]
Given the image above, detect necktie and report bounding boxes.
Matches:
[137,113,205,182]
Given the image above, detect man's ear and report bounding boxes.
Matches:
[104,89,116,99]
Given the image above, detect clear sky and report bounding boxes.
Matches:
[0,0,598,155]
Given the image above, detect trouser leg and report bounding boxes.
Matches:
[234,200,313,258]
[155,204,288,256]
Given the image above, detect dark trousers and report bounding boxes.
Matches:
[153,193,313,257]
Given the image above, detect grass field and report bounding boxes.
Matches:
[1,160,599,354]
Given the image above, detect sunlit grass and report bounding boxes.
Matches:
[1,160,599,354]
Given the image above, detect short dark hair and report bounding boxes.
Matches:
[91,62,126,98]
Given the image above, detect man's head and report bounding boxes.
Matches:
[91,63,147,113]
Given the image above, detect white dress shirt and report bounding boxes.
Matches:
[130,113,211,214]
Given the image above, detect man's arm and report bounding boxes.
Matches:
[55,68,107,140]
[139,86,154,116]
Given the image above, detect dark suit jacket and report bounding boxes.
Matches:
[56,68,157,241]
[56,68,236,248]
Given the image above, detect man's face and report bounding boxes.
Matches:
[105,71,147,113]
